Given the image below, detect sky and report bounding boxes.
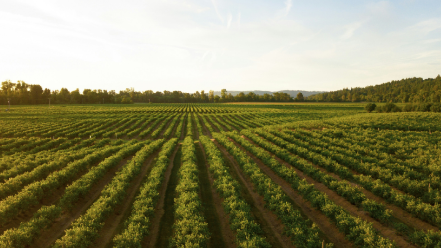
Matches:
[1,0,440,93]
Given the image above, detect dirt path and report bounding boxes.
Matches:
[213,140,294,248]
[93,149,162,248]
[32,154,136,248]
[239,136,416,248]
[143,145,179,248]
[198,142,236,248]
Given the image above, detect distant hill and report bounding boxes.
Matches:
[213,90,326,98]
[307,75,441,102]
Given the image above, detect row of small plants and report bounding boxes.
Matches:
[0,142,125,224]
[224,131,396,247]
[213,132,328,248]
[169,136,210,247]
[255,128,441,247]
[52,139,165,248]
[0,140,157,247]
[174,114,185,138]
[199,135,270,247]
[113,138,177,247]
[284,129,440,203]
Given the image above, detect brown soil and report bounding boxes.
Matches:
[199,142,236,248]
[213,140,294,248]
[93,148,162,248]
[143,145,179,248]
[31,154,136,248]
[240,136,416,248]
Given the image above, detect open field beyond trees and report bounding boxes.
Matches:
[0,103,440,248]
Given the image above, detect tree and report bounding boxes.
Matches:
[208,90,214,102]
[221,89,227,101]
[296,92,304,102]
[30,84,43,104]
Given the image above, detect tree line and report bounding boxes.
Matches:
[0,81,305,105]
[308,75,441,103]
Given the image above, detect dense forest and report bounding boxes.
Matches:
[0,80,304,105]
[308,75,441,103]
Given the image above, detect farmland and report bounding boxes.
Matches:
[0,103,440,248]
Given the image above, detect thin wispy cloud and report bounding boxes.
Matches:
[284,0,292,16]
[211,0,224,23]
[227,13,233,29]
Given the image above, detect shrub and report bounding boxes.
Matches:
[364,103,376,113]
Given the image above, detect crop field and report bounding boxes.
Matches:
[0,103,441,248]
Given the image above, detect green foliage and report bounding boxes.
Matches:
[364,103,376,113]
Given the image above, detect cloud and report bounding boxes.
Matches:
[227,13,232,29]
[211,0,224,23]
[284,0,292,15]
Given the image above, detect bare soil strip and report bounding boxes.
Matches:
[93,148,162,248]
[240,136,416,248]
[152,147,182,248]
[213,140,294,248]
[142,145,179,247]
[195,143,227,248]
[31,154,137,248]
